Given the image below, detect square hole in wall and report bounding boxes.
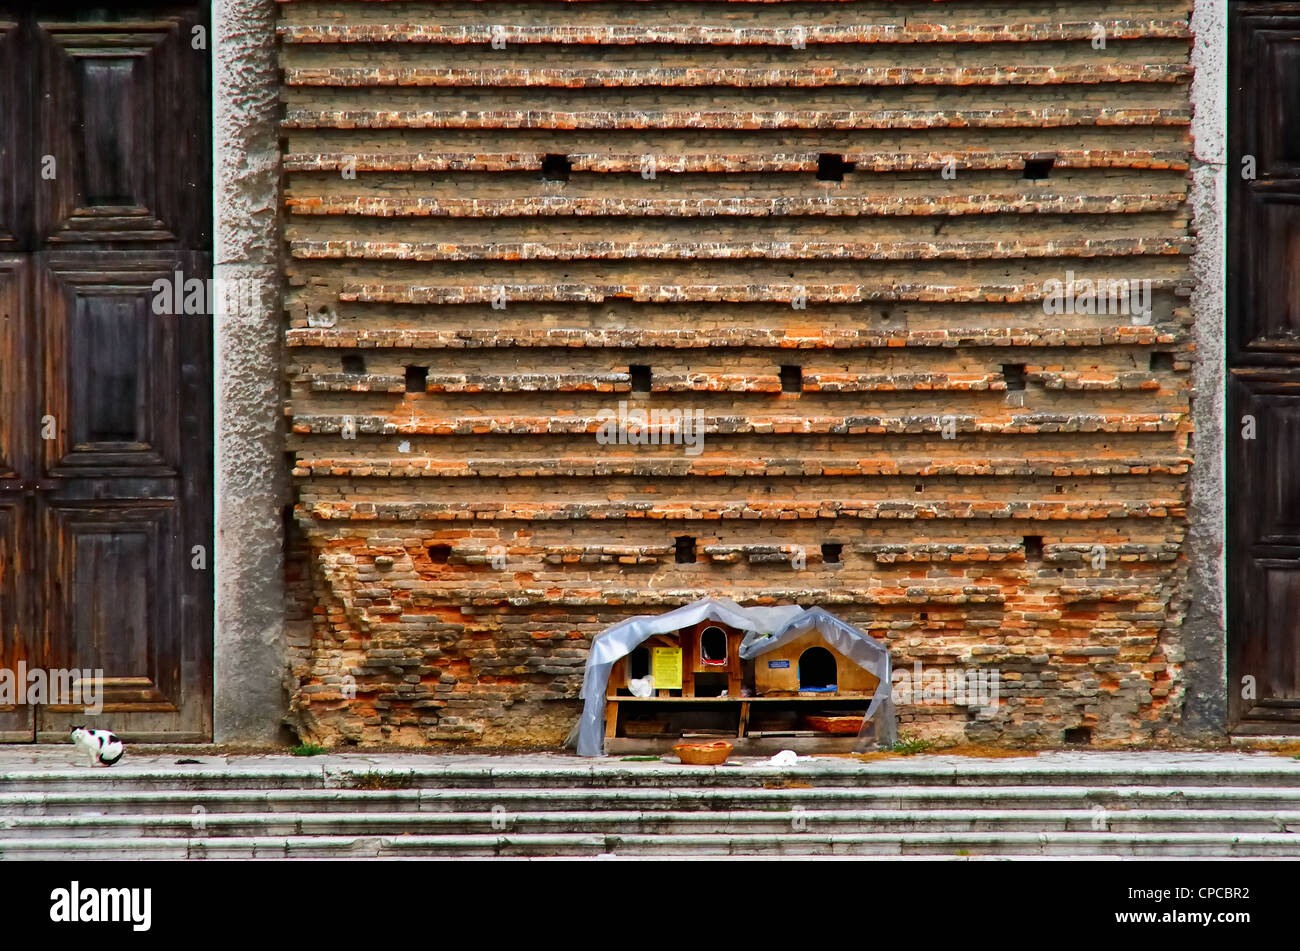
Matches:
[821,542,843,564]
[427,544,452,564]
[1023,535,1043,560]
[1001,364,1026,390]
[540,153,571,182]
[675,536,697,564]
[1022,157,1055,180]
[816,153,855,181]
[780,365,803,393]
[341,354,365,374]
[1063,726,1092,745]
[1150,351,1174,372]
[405,365,428,393]
[629,364,652,394]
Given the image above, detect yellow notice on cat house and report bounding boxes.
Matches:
[650,647,682,690]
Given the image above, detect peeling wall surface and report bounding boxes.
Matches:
[271,0,1221,748]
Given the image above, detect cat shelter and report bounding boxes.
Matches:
[570,598,896,756]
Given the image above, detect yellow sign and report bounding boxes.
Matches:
[651,647,682,689]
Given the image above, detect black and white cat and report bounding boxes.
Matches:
[70,727,125,767]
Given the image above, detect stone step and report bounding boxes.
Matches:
[5,831,1300,859]
[6,808,1300,839]
[5,759,1300,793]
[6,785,1300,816]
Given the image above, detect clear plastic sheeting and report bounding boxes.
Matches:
[739,607,896,752]
[569,597,895,756]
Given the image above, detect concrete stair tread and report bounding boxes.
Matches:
[4,750,1299,792]
[9,807,1300,824]
[5,830,1300,860]
[8,772,1300,792]
[6,784,1300,803]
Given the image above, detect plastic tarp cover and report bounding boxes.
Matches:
[739,607,896,752]
[570,598,895,756]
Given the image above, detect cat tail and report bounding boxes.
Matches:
[99,749,124,766]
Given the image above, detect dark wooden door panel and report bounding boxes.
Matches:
[0,256,31,480]
[1230,373,1300,544]
[1233,553,1300,724]
[38,500,181,709]
[1227,374,1300,719]
[32,7,209,248]
[39,253,197,473]
[1251,561,1300,714]
[0,255,32,737]
[33,252,211,737]
[1236,14,1300,180]
[0,2,212,741]
[1229,5,1300,732]
[0,497,33,739]
[33,497,208,740]
[1233,188,1300,357]
[0,14,30,251]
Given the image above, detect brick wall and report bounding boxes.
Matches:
[278,0,1197,748]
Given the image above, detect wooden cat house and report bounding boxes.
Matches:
[576,598,897,757]
[752,627,879,697]
[609,619,745,697]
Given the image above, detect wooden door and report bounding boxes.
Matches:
[0,3,212,741]
[1229,5,1300,732]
